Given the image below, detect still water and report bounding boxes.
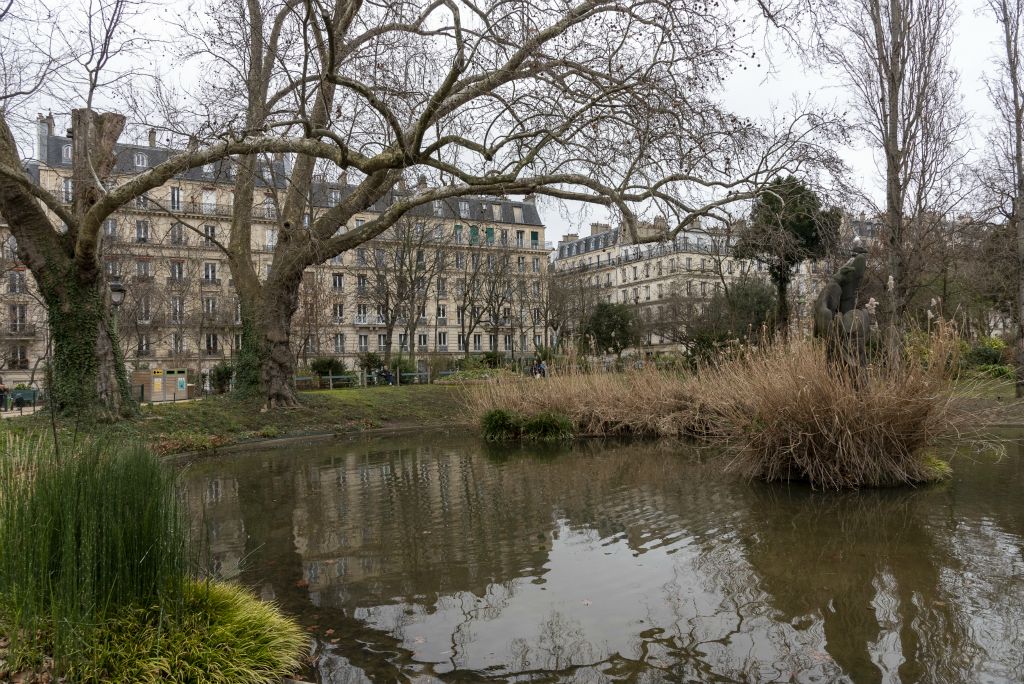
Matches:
[180,433,1024,683]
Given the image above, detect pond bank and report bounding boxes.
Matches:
[0,385,466,456]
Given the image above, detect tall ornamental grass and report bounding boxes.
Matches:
[0,432,308,681]
[0,432,189,669]
[466,328,992,489]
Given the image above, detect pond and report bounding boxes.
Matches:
[179,432,1024,682]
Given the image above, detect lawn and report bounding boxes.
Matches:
[2,385,467,455]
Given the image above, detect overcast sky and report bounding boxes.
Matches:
[537,0,1000,244]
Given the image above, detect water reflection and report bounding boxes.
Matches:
[180,433,1024,682]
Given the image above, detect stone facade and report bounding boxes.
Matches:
[0,116,551,387]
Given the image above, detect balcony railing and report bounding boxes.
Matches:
[357,345,369,352]
[166,276,190,286]
[436,317,447,326]
[201,277,222,287]
[204,348,223,356]
[417,344,428,352]
[437,344,448,352]
[4,324,36,337]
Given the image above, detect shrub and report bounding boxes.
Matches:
[964,337,1007,367]
[480,409,574,442]
[390,355,416,375]
[482,409,522,441]
[309,357,347,378]
[0,434,189,668]
[208,361,234,394]
[521,412,574,441]
[356,351,383,372]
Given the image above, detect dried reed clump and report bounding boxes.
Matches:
[464,326,980,489]
[702,336,967,489]
[463,371,704,439]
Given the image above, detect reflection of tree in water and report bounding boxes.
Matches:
[736,485,982,683]
[508,611,598,677]
[179,434,1024,682]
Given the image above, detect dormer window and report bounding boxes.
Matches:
[202,163,214,174]
[61,145,72,163]
[134,152,148,168]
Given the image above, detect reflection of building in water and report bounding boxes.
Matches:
[289,444,557,609]
[180,437,1024,682]
[181,474,246,579]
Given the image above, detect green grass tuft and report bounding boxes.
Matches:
[481,409,574,442]
[81,580,307,683]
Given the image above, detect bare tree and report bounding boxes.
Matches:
[0,0,844,413]
[981,0,1024,396]
[816,0,968,323]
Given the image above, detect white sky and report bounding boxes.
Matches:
[537,0,1000,243]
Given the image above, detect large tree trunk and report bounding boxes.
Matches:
[0,111,133,418]
[775,274,790,340]
[41,270,133,417]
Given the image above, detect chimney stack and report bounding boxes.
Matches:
[417,174,428,192]
[148,128,157,147]
[523,193,536,206]
[37,113,55,161]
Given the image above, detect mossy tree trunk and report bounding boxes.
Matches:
[44,275,134,416]
[0,110,135,418]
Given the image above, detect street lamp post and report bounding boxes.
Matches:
[109,275,125,343]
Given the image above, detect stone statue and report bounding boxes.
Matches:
[813,246,871,382]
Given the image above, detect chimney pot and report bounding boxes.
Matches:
[148,128,157,147]
[417,174,428,191]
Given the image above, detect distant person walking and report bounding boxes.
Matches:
[539,360,548,378]
[0,377,7,412]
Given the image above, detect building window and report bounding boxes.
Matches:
[206,333,218,353]
[171,296,184,323]
[437,277,447,296]
[135,220,150,243]
[458,200,470,218]
[203,262,218,282]
[203,225,216,246]
[172,333,184,354]
[170,222,185,245]
[332,273,344,291]
[104,260,120,277]
[7,272,26,294]
[513,206,524,223]
[136,260,151,277]
[436,303,447,319]
[169,261,184,280]
[377,333,387,351]
[170,186,182,211]
[437,331,448,349]
[138,294,151,321]
[534,334,542,349]
[417,333,428,349]
[8,344,28,370]
[62,178,73,202]
[328,189,340,206]
[358,334,368,352]
[103,218,117,239]
[333,302,344,322]
[137,334,151,355]
[504,334,512,351]
[134,152,148,168]
[203,297,217,315]
[202,162,214,174]
[334,333,345,353]
[61,145,72,163]
[473,334,482,351]
[457,333,465,351]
